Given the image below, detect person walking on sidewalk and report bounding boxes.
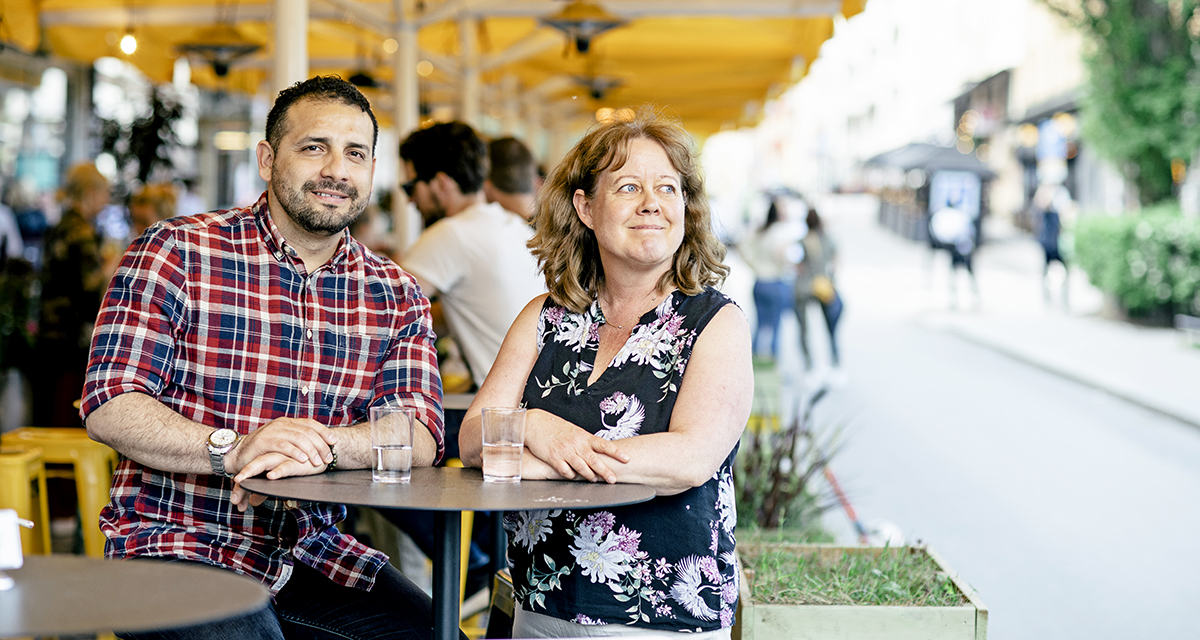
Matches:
[929,193,980,309]
[794,207,843,378]
[1033,182,1073,309]
[741,198,802,362]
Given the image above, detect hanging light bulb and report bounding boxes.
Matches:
[120,32,138,55]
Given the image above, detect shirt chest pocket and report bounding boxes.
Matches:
[320,329,392,410]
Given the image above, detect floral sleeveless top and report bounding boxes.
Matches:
[506,286,740,632]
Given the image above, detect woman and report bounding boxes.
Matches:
[127,182,177,240]
[459,109,752,638]
[739,198,800,361]
[794,207,841,372]
[34,162,111,427]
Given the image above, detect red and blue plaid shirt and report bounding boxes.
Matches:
[81,192,444,595]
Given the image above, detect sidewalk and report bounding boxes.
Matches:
[824,193,1200,429]
[928,311,1200,428]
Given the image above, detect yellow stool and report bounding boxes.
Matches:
[1,428,118,558]
[0,446,52,555]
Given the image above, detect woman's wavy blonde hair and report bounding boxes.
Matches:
[530,107,728,314]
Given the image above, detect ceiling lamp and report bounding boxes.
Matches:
[348,70,379,89]
[177,25,262,77]
[574,74,623,100]
[540,1,626,54]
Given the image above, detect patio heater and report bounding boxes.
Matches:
[539,1,626,54]
[177,25,262,77]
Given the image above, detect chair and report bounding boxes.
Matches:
[0,445,52,555]
[0,427,118,558]
[484,569,515,639]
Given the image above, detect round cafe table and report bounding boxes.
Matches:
[241,466,656,640]
[0,554,269,637]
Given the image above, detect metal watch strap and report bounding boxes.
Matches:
[209,447,232,477]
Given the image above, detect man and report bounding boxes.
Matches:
[397,123,543,599]
[482,136,539,222]
[400,123,545,390]
[82,76,447,640]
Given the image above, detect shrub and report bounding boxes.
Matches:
[735,389,840,539]
[1073,203,1200,317]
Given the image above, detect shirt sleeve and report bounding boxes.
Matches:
[375,271,446,464]
[81,227,188,422]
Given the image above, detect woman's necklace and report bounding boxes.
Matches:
[600,289,662,330]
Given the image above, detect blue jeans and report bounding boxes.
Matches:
[117,559,457,640]
[752,279,793,358]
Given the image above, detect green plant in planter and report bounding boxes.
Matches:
[735,388,840,540]
[741,545,966,607]
[733,544,989,640]
[1074,203,1200,319]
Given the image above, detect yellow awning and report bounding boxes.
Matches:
[8,0,866,136]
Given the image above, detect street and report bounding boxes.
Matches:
[727,195,1200,640]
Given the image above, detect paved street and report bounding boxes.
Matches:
[726,194,1200,640]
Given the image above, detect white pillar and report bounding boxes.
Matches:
[458,15,480,127]
[273,0,309,97]
[523,94,544,158]
[392,0,420,255]
[548,107,570,167]
[501,74,520,136]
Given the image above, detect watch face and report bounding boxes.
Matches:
[210,429,238,447]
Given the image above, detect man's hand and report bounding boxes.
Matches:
[229,453,331,512]
[224,417,336,512]
[228,417,336,474]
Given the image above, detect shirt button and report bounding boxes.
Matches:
[307,329,313,339]
[285,500,298,509]
[301,385,309,396]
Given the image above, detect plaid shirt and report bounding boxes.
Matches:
[81,192,444,595]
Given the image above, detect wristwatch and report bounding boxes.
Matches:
[207,428,241,477]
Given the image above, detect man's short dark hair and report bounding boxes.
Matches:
[399,122,488,195]
[487,137,537,195]
[266,75,379,154]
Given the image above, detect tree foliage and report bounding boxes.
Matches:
[98,85,184,198]
[1043,0,1200,204]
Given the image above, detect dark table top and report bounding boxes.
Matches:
[240,466,657,511]
[0,554,269,637]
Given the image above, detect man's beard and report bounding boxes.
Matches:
[417,191,447,228]
[275,178,368,236]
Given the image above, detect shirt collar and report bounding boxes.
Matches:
[252,190,356,269]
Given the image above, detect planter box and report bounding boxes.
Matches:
[734,544,987,640]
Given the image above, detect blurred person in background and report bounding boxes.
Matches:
[0,184,24,265]
[929,192,979,309]
[739,197,802,363]
[34,161,111,427]
[128,183,177,239]
[397,121,544,598]
[399,122,545,392]
[484,136,540,223]
[459,108,752,638]
[3,179,45,268]
[794,207,843,380]
[1033,182,1073,308]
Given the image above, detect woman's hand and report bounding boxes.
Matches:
[523,409,629,483]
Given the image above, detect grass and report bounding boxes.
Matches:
[740,545,968,607]
[739,524,833,545]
